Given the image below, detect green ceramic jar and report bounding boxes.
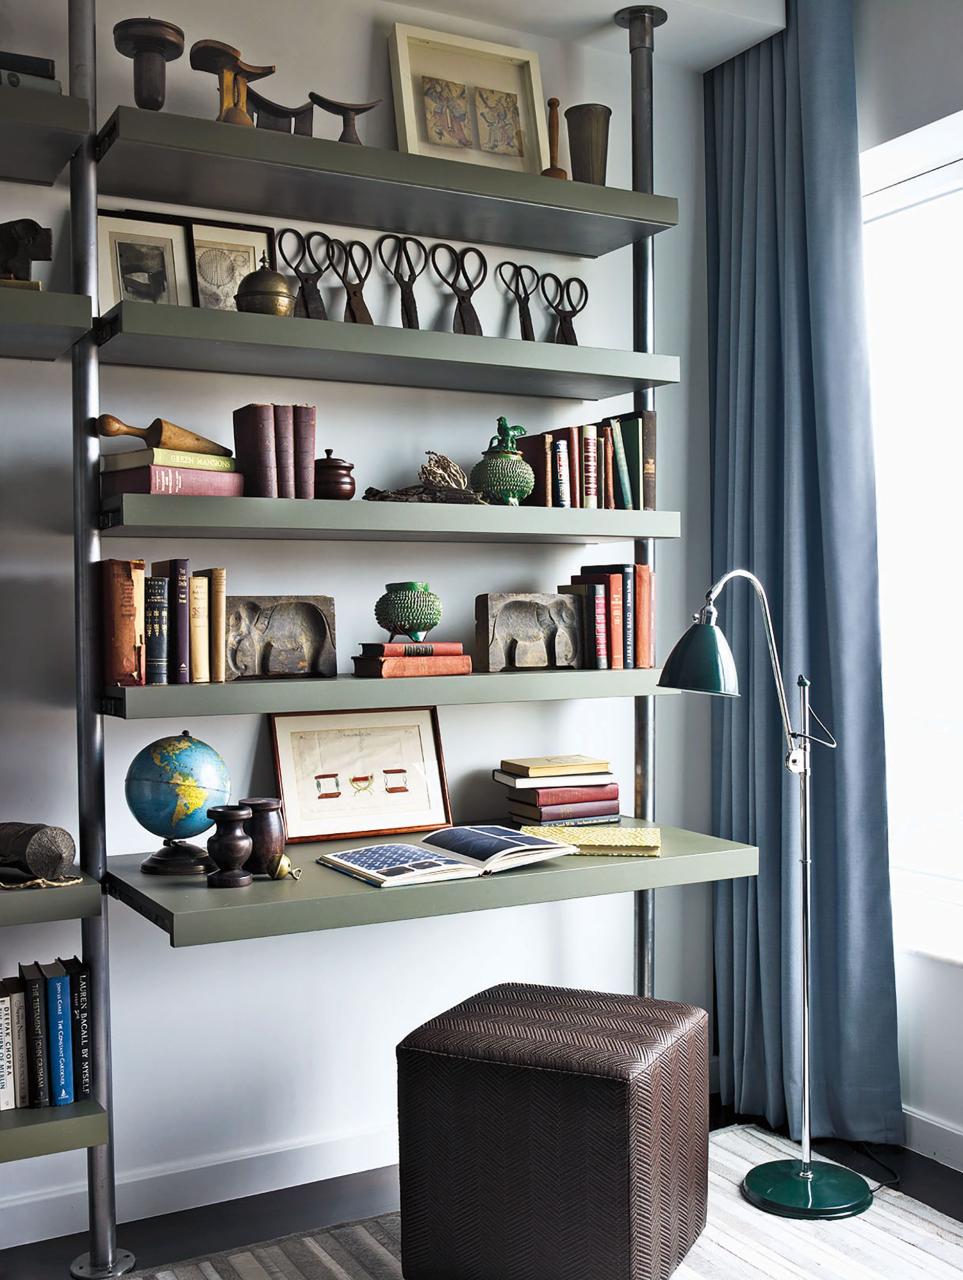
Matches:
[470,416,535,506]
[374,582,443,642]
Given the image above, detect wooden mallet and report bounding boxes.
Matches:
[96,414,233,457]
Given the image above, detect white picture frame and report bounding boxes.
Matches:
[389,23,549,175]
[97,212,193,312]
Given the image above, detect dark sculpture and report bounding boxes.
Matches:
[226,596,336,680]
[475,592,582,672]
[309,92,381,144]
[0,219,52,282]
[248,86,314,135]
[113,18,185,111]
[189,39,275,126]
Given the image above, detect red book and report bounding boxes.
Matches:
[352,655,472,678]
[360,642,464,656]
[233,403,277,497]
[273,404,295,498]
[101,559,145,687]
[516,431,553,507]
[564,425,581,508]
[528,784,620,806]
[100,468,245,499]
[581,423,598,508]
[293,404,316,498]
[508,799,621,821]
[635,564,654,668]
[573,572,624,670]
[602,423,616,509]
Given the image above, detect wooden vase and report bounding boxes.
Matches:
[240,796,285,876]
[206,805,253,888]
[565,104,612,185]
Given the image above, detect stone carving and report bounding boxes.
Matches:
[475,592,582,673]
[0,219,52,282]
[225,596,336,680]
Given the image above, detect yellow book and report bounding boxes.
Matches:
[500,754,610,778]
[522,825,662,856]
[189,575,210,683]
[198,567,226,682]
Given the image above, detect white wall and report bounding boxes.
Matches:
[854,0,963,150]
[0,0,710,1246]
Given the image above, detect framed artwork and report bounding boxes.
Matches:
[389,23,548,174]
[271,707,451,842]
[97,210,193,311]
[189,219,276,312]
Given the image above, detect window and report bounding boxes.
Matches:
[862,138,963,963]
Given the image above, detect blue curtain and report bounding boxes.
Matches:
[704,0,903,1142]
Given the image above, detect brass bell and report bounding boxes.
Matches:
[265,849,302,880]
[234,252,297,316]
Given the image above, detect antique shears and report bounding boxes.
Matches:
[540,272,589,346]
[277,227,330,320]
[326,238,374,324]
[496,261,539,341]
[429,243,488,336]
[376,234,428,329]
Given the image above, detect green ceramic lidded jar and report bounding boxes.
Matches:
[375,582,443,642]
[470,416,535,506]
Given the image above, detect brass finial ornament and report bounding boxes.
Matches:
[234,252,297,316]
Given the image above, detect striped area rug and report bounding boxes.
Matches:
[131,1126,963,1279]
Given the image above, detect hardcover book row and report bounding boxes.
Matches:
[517,412,655,510]
[0,959,92,1112]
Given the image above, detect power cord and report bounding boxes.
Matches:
[855,1142,901,1193]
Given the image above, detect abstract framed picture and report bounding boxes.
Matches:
[271,706,452,842]
[97,210,193,310]
[389,23,547,173]
[188,219,277,311]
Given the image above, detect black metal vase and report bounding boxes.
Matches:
[565,104,612,185]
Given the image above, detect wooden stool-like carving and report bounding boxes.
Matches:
[247,86,314,135]
[189,39,275,127]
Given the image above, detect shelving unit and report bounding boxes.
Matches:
[96,301,680,399]
[0,1100,108,1164]
[106,823,757,948]
[0,872,101,928]
[100,495,681,543]
[0,87,88,185]
[95,106,679,258]
[103,669,671,719]
[0,288,91,361]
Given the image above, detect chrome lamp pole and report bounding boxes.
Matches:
[659,569,874,1219]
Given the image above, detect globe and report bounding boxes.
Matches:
[125,731,231,844]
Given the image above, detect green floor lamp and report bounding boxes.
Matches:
[658,568,873,1220]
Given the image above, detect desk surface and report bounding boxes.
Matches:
[106,821,758,948]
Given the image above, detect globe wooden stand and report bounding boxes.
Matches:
[140,839,213,876]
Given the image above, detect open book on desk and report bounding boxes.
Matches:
[316,824,578,888]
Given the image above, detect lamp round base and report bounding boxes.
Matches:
[741,1159,873,1220]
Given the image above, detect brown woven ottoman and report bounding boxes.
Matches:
[397,982,708,1280]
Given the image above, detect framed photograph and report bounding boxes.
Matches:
[189,219,276,312]
[389,23,548,174]
[97,210,193,311]
[271,707,451,843]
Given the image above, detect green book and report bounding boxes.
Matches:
[100,448,236,473]
[610,418,634,510]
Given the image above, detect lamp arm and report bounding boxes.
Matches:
[700,569,796,755]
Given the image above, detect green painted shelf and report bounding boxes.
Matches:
[0,289,91,361]
[0,872,101,929]
[0,1100,108,1163]
[103,668,671,719]
[95,106,678,258]
[0,87,88,185]
[96,302,679,400]
[105,822,758,947]
[100,495,681,544]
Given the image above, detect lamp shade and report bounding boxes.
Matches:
[658,620,740,696]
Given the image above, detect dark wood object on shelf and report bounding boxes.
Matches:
[226,595,337,680]
[247,86,314,135]
[96,412,232,457]
[206,805,253,888]
[113,18,185,112]
[189,39,275,127]
[308,92,381,144]
[565,103,612,185]
[0,219,52,282]
[239,797,285,875]
[140,837,214,877]
[541,98,568,179]
[314,449,355,500]
[475,591,582,673]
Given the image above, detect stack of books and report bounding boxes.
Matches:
[352,640,472,679]
[494,755,621,827]
[0,958,92,1112]
[516,414,656,511]
[101,557,226,687]
[233,402,317,498]
[100,446,244,499]
[560,562,655,671]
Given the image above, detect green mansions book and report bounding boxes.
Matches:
[101,449,237,473]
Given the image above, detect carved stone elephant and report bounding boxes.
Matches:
[476,592,582,672]
[226,597,336,680]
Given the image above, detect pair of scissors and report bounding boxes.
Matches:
[376,234,428,329]
[327,239,374,324]
[496,261,539,342]
[429,244,488,336]
[540,273,588,346]
[277,228,330,320]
